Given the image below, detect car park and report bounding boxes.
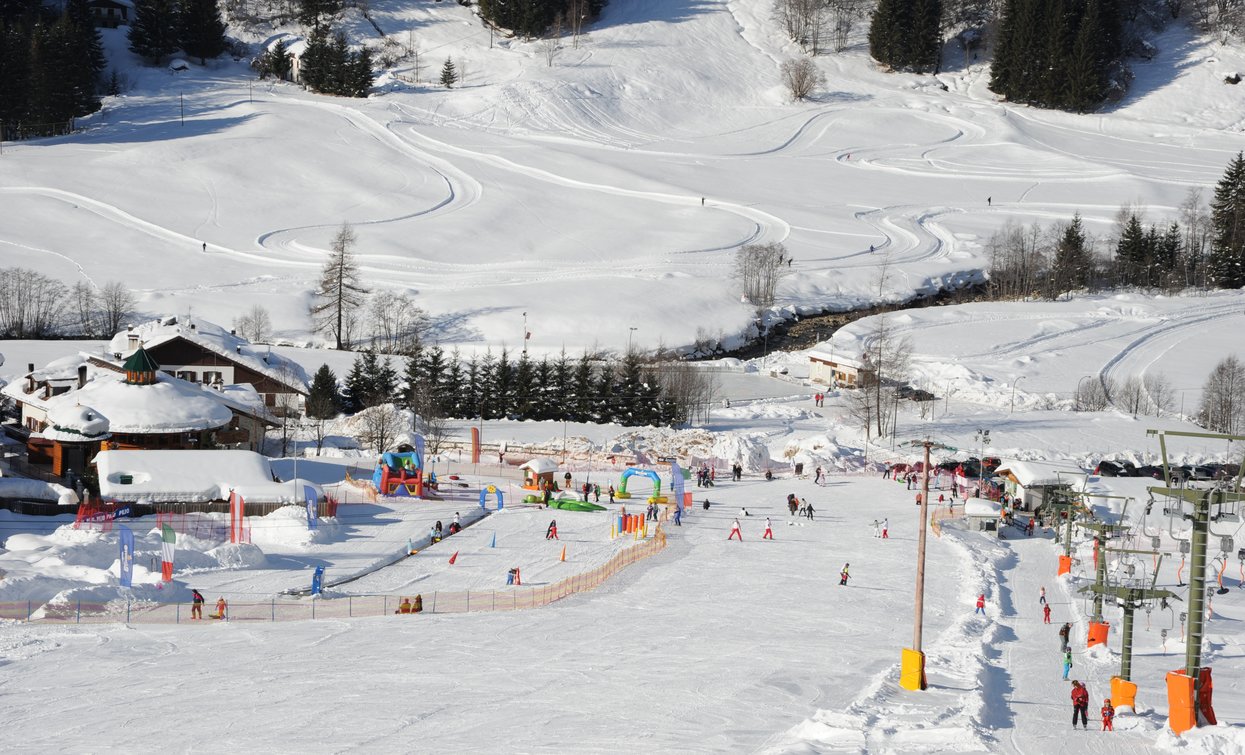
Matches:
[1094,460,1137,477]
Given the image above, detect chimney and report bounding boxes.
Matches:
[230,329,236,336]
[78,365,88,389]
[26,365,35,393]
[190,323,196,331]
[127,333,139,349]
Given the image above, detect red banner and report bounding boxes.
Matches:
[229,492,246,544]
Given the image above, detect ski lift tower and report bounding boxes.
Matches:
[1145,429,1245,735]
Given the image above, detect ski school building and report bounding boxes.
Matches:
[992,460,1085,511]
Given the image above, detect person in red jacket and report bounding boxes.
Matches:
[1101,699,1115,731]
[762,517,774,540]
[1043,603,1052,623]
[1070,681,1090,729]
[728,518,743,541]
[975,594,986,615]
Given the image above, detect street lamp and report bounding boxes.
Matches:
[975,428,991,487]
[1010,376,1026,414]
[1076,375,1093,411]
[628,327,638,353]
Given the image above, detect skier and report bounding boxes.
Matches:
[429,524,440,543]
[1062,650,1073,681]
[882,518,889,539]
[211,597,228,620]
[396,597,412,614]
[412,594,423,613]
[1070,681,1089,729]
[1043,603,1052,624]
[453,512,460,528]
[674,506,682,526]
[987,196,992,207]
[763,517,774,540]
[814,466,824,485]
[546,519,559,540]
[1027,517,1035,536]
[191,589,205,620]
[703,499,711,510]
[1040,586,1047,605]
[839,563,850,585]
[1101,698,1115,731]
[1059,622,1072,651]
[608,485,615,504]
[804,500,815,520]
[872,520,881,538]
[740,507,750,517]
[728,518,743,541]
[594,484,600,503]
[975,594,986,615]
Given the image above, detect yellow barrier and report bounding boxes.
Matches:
[900,647,927,691]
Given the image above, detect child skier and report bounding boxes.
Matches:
[975,594,986,615]
[729,518,743,541]
[608,485,615,503]
[1043,603,1052,624]
[839,563,850,585]
[1062,650,1073,680]
[1040,586,1047,605]
[881,518,889,539]
[1101,698,1115,731]
[872,520,881,537]
[804,501,815,520]
[1059,622,1072,651]
[546,520,559,540]
[763,517,774,540]
[211,597,228,620]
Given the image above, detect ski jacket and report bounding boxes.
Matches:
[1071,686,1089,706]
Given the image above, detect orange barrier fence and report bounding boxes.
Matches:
[929,505,963,537]
[2,527,668,626]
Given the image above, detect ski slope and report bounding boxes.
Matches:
[1,2,1244,353]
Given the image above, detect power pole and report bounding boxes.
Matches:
[900,438,954,691]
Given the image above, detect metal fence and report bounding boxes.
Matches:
[1,526,668,625]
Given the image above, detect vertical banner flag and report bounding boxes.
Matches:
[118,525,135,588]
[471,427,481,464]
[311,565,325,596]
[413,434,426,470]
[671,460,686,514]
[304,485,318,531]
[229,491,246,543]
[160,523,176,582]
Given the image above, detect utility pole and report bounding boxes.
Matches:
[900,438,954,691]
[1145,429,1244,734]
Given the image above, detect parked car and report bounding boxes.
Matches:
[1215,463,1241,481]
[1137,464,1190,483]
[1095,460,1137,477]
[1190,464,1220,481]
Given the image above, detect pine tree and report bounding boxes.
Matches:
[439,56,457,88]
[908,0,942,73]
[64,0,104,114]
[442,350,464,417]
[179,0,227,65]
[128,0,180,64]
[868,0,908,70]
[593,362,617,424]
[307,364,341,419]
[0,24,31,127]
[532,357,554,421]
[327,31,349,94]
[299,25,331,91]
[347,44,374,97]
[1115,214,1149,287]
[463,355,482,417]
[511,353,535,418]
[375,356,398,404]
[1062,0,1107,112]
[310,222,369,349]
[571,353,594,422]
[423,345,447,412]
[494,349,513,418]
[616,351,645,425]
[401,352,423,412]
[342,354,368,414]
[264,38,294,81]
[1050,212,1090,299]
[1209,152,1245,288]
[477,351,498,418]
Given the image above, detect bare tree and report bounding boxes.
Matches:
[1197,356,1245,433]
[359,403,405,452]
[1075,376,1115,411]
[734,242,791,308]
[781,58,823,100]
[98,281,135,336]
[1144,372,1175,418]
[368,289,427,354]
[539,34,561,66]
[1115,375,1148,417]
[422,412,453,454]
[828,0,868,52]
[863,317,912,437]
[0,267,67,337]
[310,223,370,350]
[656,362,720,425]
[70,281,101,337]
[234,304,272,344]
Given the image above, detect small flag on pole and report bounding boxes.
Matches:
[448,551,458,565]
[490,532,496,548]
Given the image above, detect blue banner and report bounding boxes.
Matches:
[671,460,685,513]
[118,526,134,588]
[413,434,426,470]
[311,565,325,595]
[304,485,318,530]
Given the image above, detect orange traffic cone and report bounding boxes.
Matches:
[559,545,567,562]
[448,551,458,565]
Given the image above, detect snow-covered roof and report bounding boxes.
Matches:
[0,477,78,505]
[964,499,1001,518]
[519,457,560,473]
[108,316,308,393]
[995,460,1085,488]
[41,404,110,443]
[96,450,325,504]
[806,350,865,370]
[41,372,232,434]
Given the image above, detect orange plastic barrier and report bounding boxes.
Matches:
[1111,676,1137,709]
[1167,671,1196,735]
[1197,668,1217,726]
[1057,555,1072,576]
[1087,621,1109,648]
[899,648,927,691]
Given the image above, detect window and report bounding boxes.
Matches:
[203,371,223,385]
[177,370,197,382]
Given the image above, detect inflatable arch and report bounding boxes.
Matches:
[374,451,423,497]
[616,468,668,503]
[479,484,505,511]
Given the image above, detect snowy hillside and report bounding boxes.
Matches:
[3,0,1245,353]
